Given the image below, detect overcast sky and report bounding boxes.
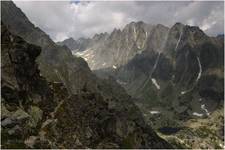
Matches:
[13,0,224,42]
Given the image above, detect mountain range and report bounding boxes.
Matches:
[1,0,224,149]
[1,1,172,148]
[59,21,224,118]
[59,20,224,148]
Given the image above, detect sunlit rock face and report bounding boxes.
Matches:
[59,21,155,70]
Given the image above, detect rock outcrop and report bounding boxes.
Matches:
[1,23,55,148]
[1,2,172,149]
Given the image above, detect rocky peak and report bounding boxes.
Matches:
[112,28,121,34]
[77,37,87,42]
[123,21,148,34]
[66,37,75,42]
[170,22,207,42]
[163,22,210,57]
[124,21,147,29]
[144,24,169,53]
[171,22,185,30]
[92,32,109,41]
[136,21,145,25]
[57,37,78,50]
[76,37,91,45]
[169,22,185,37]
[155,23,169,30]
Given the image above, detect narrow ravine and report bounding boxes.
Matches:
[180,56,202,95]
[196,56,202,82]
[175,30,183,52]
[139,52,161,91]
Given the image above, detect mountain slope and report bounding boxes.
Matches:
[62,21,224,149]
[57,37,80,50]
[57,37,92,52]
[1,1,172,149]
[65,21,224,121]
[59,21,155,70]
[1,1,93,93]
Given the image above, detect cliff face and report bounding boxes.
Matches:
[72,21,224,122]
[1,23,55,148]
[1,2,172,149]
[62,21,156,70]
[1,23,171,149]
[1,1,93,93]
[60,20,224,140]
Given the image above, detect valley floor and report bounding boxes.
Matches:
[138,102,225,149]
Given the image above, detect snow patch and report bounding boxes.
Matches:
[74,49,95,62]
[196,57,202,82]
[192,112,203,117]
[84,53,90,57]
[175,31,182,51]
[201,104,210,116]
[181,91,187,95]
[219,143,225,149]
[151,78,160,90]
[152,53,160,72]
[150,111,160,114]
[133,26,137,41]
[137,45,141,49]
[72,50,77,55]
[113,65,117,69]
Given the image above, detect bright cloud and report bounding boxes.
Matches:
[13,1,224,42]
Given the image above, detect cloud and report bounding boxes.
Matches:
[13,1,224,42]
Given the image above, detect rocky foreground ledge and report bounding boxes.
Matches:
[1,23,171,149]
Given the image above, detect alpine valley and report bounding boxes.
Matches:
[1,1,224,149]
[59,21,224,148]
